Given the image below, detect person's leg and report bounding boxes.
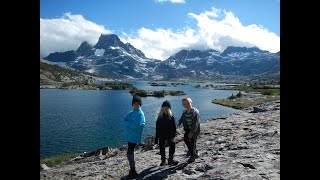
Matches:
[168,137,175,160]
[159,137,166,164]
[191,135,198,157]
[189,136,194,156]
[167,137,179,165]
[188,135,198,163]
[183,130,191,154]
[127,142,138,176]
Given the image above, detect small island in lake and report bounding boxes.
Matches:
[129,89,186,97]
[148,82,188,87]
[211,81,280,109]
[149,82,167,86]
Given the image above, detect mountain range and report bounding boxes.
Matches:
[43,34,280,80]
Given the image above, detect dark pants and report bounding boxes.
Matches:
[183,130,198,156]
[127,142,137,170]
[159,137,175,161]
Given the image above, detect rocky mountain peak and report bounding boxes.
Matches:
[94,34,125,49]
[76,41,94,56]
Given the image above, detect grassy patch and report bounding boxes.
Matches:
[130,89,148,97]
[199,81,280,97]
[104,82,135,90]
[40,153,79,167]
[59,82,135,90]
[257,89,280,96]
[212,96,280,109]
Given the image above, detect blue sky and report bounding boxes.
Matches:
[40,0,280,60]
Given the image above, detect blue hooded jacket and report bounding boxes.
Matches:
[124,108,145,143]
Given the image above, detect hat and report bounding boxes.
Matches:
[161,100,171,109]
[132,95,142,106]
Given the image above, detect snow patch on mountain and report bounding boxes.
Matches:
[110,46,120,50]
[186,57,201,61]
[94,49,105,56]
[227,52,250,57]
[85,68,95,73]
[178,64,187,69]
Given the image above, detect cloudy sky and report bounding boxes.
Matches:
[40,0,280,60]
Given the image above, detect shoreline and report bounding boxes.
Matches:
[212,92,280,109]
[40,93,278,160]
[41,100,280,179]
[40,110,236,162]
[40,100,280,179]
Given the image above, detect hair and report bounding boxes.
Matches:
[157,107,173,120]
[182,97,192,104]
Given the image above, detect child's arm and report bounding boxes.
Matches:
[155,117,159,144]
[123,113,130,128]
[190,111,200,135]
[177,113,184,128]
[124,112,143,130]
[138,112,145,128]
[172,116,177,136]
[136,111,145,143]
[172,116,177,131]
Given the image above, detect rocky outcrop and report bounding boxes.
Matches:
[40,101,280,179]
[129,89,186,97]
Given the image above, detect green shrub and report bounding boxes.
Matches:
[134,90,148,97]
[228,93,236,99]
[40,153,78,167]
[236,91,243,98]
[154,90,165,97]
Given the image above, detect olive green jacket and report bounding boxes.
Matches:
[178,107,200,136]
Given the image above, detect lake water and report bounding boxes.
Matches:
[40,81,239,159]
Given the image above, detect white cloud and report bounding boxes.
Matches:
[41,8,280,61]
[123,7,280,60]
[40,13,112,58]
[156,0,185,4]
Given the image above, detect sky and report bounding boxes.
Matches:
[40,0,280,60]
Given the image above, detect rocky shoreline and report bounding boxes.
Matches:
[40,101,280,179]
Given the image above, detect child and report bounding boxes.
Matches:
[124,95,145,179]
[177,97,200,163]
[155,100,179,166]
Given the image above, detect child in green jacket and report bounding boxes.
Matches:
[177,97,200,163]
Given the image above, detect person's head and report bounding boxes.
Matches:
[158,100,172,119]
[182,97,192,109]
[161,100,171,114]
[132,95,142,109]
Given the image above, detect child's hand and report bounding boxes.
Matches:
[188,132,193,139]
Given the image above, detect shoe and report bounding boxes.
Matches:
[187,150,199,157]
[186,151,191,157]
[160,159,166,166]
[168,159,179,165]
[187,156,196,163]
[126,169,138,179]
[194,150,199,158]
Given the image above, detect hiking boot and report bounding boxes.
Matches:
[126,169,138,179]
[187,156,196,163]
[160,159,167,166]
[168,159,179,165]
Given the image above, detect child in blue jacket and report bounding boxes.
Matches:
[124,95,145,179]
